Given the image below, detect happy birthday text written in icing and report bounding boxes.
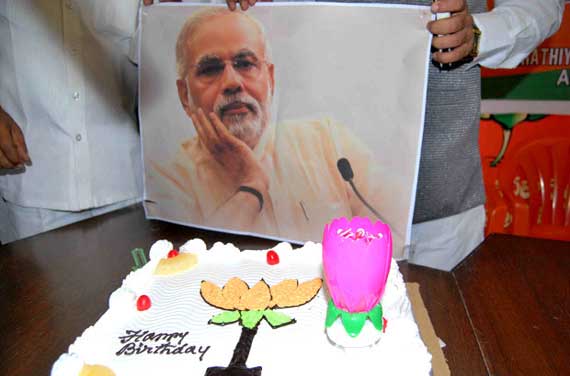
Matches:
[116,329,211,361]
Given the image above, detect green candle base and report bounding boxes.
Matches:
[325,299,384,338]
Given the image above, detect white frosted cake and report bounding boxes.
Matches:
[51,238,432,375]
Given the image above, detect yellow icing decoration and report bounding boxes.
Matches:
[154,253,198,276]
[79,364,116,376]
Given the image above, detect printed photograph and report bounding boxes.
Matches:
[140,3,432,257]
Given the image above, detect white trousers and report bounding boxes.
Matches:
[408,205,486,272]
[0,197,141,244]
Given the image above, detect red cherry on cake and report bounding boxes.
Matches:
[137,295,151,311]
[266,250,280,265]
[167,249,179,258]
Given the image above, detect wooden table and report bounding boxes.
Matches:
[0,204,568,375]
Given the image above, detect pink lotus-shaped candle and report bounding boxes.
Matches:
[323,216,392,342]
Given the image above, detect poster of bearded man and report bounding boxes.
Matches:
[140,3,432,259]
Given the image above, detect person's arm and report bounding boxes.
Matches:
[149,151,266,231]
[472,0,565,68]
[209,188,266,229]
[190,109,269,229]
[428,0,564,67]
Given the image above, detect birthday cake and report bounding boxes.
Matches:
[51,218,432,375]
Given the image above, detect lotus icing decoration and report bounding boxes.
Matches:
[200,276,322,375]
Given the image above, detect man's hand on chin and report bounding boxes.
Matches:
[190,108,269,195]
[428,0,476,64]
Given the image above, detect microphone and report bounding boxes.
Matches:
[337,158,386,223]
[337,157,354,181]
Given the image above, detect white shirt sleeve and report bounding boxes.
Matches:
[471,0,565,68]
[76,0,141,63]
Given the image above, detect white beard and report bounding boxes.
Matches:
[223,113,263,144]
[214,92,269,148]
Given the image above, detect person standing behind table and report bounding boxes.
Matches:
[223,0,565,270]
[0,0,144,244]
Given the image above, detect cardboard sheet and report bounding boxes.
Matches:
[406,283,450,376]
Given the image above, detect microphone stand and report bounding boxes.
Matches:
[346,179,387,224]
[337,157,387,223]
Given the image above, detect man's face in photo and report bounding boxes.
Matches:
[179,13,275,144]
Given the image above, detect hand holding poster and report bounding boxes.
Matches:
[140,3,432,258]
